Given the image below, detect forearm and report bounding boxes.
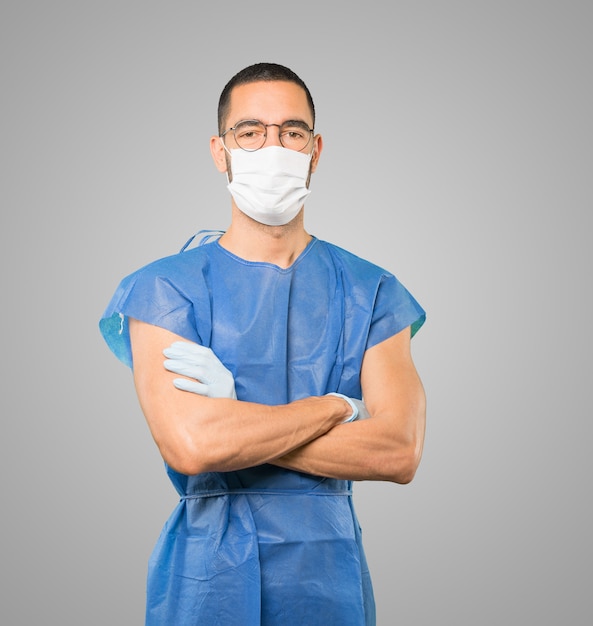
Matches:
[271,414,423,483]
[139,389,352,475]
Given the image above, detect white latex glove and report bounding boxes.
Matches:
[326,393,371,422]
[163,341,237,399]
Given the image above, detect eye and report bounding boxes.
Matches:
[280,123,309,140]
[283,129,306,140]
[235,122,265,139]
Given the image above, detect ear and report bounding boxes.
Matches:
[310,134,323,173]
[210,136,228,173]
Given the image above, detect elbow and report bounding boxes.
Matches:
[156,430,218,476]
[385,441,423,484]
[160,444,209,476]
[163,448,226,476]
[394,457,420,484]
[158,427,240,476]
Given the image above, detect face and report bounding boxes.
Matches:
[211,80,323,183]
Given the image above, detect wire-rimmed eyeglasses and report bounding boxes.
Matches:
[220,119,314,152]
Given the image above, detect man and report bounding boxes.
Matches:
[100,62,426,625]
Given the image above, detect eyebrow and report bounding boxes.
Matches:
[282,119,313,128]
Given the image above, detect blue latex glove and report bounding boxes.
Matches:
[163,341,237,399]
[326,393,371,422]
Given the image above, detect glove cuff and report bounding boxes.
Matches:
[326,392,359,423]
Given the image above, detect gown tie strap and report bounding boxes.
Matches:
[181,487,353,499]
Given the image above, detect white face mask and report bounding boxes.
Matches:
[226,146,312,226]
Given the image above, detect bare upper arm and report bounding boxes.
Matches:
[360,326,426,452]
[128,318,208,468]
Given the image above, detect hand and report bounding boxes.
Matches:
[163,341,237,399]
[326,393,371,422]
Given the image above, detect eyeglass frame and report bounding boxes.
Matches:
[220,119,315,152]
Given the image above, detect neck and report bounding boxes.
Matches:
[219,206,312,269]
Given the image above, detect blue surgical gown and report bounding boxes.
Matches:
[99,236,425,625]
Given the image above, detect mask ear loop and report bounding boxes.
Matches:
[307,131,317,160]
[220,136,232,156]
[219,137,233,183]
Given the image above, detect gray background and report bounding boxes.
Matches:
[2,1,591,624]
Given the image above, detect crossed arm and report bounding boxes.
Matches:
[129,318,426,483]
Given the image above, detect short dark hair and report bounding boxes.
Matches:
[217,62,315,134]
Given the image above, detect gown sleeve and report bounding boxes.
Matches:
[98,258,202,369]
[365,273,426,350]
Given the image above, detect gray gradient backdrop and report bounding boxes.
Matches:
[2,1,591,624]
